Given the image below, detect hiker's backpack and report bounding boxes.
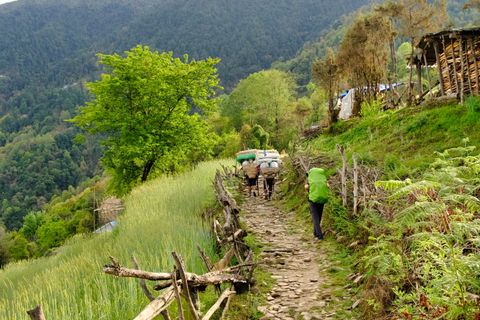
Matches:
[308,168,329,204]
[244,163,258,179]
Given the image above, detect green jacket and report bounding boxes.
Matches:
[308,168,329,204]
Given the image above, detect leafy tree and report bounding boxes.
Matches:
[36,220,68,253]
[312,48,339,126]
[213,130,242,158]
[221,69,296,149]
[293,97,313,132]
[239,124,254,149]
[251,125,270,149]
[336,12,393,106]
[70,45,221,194]
[7,232,29,261]
[20,212,43,241]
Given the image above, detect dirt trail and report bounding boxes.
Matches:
[241,182,341,320]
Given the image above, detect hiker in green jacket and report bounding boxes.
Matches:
[304,167,329,240]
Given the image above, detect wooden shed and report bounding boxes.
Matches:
[413,27,480,99]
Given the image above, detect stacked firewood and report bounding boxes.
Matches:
[439,37,480,95]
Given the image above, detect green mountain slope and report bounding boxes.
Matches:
[0,0,369,93]
[0,161,221,319]
[0,0,370,229]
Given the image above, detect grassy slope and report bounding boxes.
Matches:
[0,161,224,319]
[308,101,480,178]
[292,100,480,318]
[279,100,480,319]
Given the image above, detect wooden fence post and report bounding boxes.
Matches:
[353,155,359,216]
[336,145,347,207]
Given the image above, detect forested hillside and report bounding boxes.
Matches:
[274,0,479,88]
[0,0,369,93]
[0,0,370,231]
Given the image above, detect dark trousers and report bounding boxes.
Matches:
[308,201,324,239]
[264,177,275,199]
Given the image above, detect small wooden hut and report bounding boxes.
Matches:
[413,27,480,100]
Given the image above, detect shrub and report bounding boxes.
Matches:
[360,98,383,118]
[36,220,68,252]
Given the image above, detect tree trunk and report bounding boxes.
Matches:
[407,39,415,106]
[328,79,337,127]
[141,159,156,182]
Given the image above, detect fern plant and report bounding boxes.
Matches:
[357,144,480,319]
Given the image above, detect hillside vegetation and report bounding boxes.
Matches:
[283,99,480,319]
[0,0,369,230]
[0,0,368,93]
[0,161,222,319]
[274,0,478,88]
[309,99,480,178]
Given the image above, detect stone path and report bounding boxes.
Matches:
[241,183,338,320]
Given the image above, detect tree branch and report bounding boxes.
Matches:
[133,287,176,320]
[172,252,200,320]
[201,288,236,320]
[132,256,171,320]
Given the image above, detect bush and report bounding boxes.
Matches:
[36,220,68,252]
[360,99,383,118]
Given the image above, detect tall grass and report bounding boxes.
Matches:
[0,161,225,319]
